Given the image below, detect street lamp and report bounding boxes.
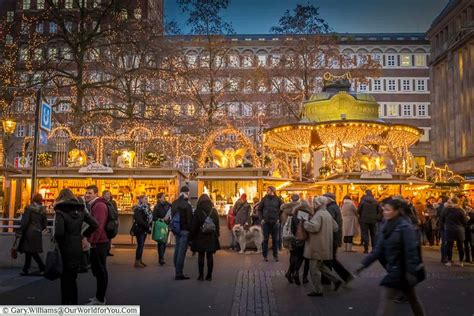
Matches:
[2,119,16,135]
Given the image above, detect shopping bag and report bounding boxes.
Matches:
[152,219,168,243]
[44,246,63,281]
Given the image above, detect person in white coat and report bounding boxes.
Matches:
[341,195,359,252]
[303,196,343,297]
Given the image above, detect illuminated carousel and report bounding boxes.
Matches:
[264,73,431,200]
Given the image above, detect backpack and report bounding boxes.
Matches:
[105,201,119,240]
[170,212,181,235]
[152,219,169,243]
[282,215,295,248]
[201,210,216,234]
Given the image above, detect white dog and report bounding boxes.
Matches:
[232,224,263,254]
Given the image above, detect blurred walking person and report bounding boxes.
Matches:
[18,193,47,276]
[304,196,343,297]
[54,189,98,305]
[444,197,467,267]
[132,195,153,268]
[355,198,425,316]
[190,194,220,281]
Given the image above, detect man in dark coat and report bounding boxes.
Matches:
[437,195,449,263]
[102,190,117,257]
[171,185,193,280]
[323,192,353,284]
[18,193,48,276]
[258,186,283,262]
[358,190,380,253]
[153,192,171,265]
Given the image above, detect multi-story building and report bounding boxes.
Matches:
[427,0,474,176]
[1,1,432,172]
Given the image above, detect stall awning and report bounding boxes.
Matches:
[314,177,432,186]
[9,174,179,179]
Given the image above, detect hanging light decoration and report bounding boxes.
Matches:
[2,119,16,135]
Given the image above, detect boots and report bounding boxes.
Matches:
[134,260,144,268]
[293,273,301,286]
[140,261,147,267]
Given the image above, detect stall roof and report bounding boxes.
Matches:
[9,174,181,179]
[314,177,432,186]
[196,175,291,182]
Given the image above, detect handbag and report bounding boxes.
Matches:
[44,241,63,281]
[152,219,169,243]
[295,220,308,241]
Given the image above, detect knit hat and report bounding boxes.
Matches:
[323,192,336,201]
[313,196,329,208]
[291,194,300,202]
[268,186,276,193]
[180,185,190,193]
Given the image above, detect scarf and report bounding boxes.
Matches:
[138,203,153,223]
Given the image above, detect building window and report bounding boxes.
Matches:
[93,0,100,8]
[401,79,411,91]
[37,0,45,9]
[416,104,428,117]
[228,78,239,92]
[50,22,57,33]
[20,48,28,61]
[120,9,128,20]
[257,80,267,93]
[387,55,396,67]
[271,54,280,67]
[21,22,29,34]
[23,0,31,10]
[386,104,399,117]
[387,79,397,91]
[228,54,239,68]
[16,124,26,137]
[62,47,72,60]
[5,34,13,45]
[244,128,254,137]
[186,54,197,67]
[420,128,430,142]
[242,103,252,116]
[36,22,44,33]
[402,104,412,117]
[358,83,367,92]
[65,22,73,32]
[134,8,142,19]
[242,55,253,68]
[15,100,23,112]
[401,54,411,67]
[373,79,382,91]
[7,11,14,22]
[34,48,43,61]
[65,0,73,9]
[257,54,267,67]
[371,54,382,65]
[186,104,195,116]
[228,103,239,117]
[415,54,426,67]
[416,79,426,91]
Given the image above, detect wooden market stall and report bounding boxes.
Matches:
[8,167,187,237]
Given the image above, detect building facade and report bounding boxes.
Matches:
[1,1,432,173]
[427,0,474,176]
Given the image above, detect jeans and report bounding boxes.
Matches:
[135,233,147,260]
[464,239,474,262]
[447,239,464,262]
[361,222,377,251]
[174,230,189,276]
[23,252,45,273]
[376,287,425,316]
[90,242,110,302]
[262,222,279,259]
[440,230,448,262]
[60,267,78,305]
[157,241,166,264]
[198,252,214,278]
[309,259,343,293]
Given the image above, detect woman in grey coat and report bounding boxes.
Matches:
[341,195,359,252]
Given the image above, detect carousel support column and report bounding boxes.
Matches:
[198,180,204,197]
[257,179,263,199]
[7,179,17,232]
[399,184,402,195]
[299,153,303,182]
[31,89,42,200]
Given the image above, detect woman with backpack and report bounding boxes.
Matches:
[54,189,98,304]
[190,194,220,281]
[132,195,153,268]
[355,198,425,316]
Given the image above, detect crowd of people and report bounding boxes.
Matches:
[15,182,473,311]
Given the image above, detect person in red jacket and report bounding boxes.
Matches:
[84,185,110,305]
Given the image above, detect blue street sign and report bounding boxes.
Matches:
[40,129,48,145]
[40,102,52,132]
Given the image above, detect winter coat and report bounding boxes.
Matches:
[444,206,467,241]
[153,201,171,222]
[361,216,421,290]
[426,204,438,230]
[466,210,474,243]
[341,199,359,237]
[358,194,380,224]
[171,195,193,232]
[54,198,98,271]
[258,195,283,225]
[18,203,48,254]
[290,203,313,249]
[190,200,220,253]
[87,197,109,246]
[414,201,426,225]
[280,201,300,227]
[326,200,343,247]
[303,208,338,260]
[233,199,251,226]
[132,204,153,236]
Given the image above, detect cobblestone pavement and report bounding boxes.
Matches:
[0,246,472,316]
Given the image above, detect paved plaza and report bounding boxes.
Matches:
[0,245,472,316]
